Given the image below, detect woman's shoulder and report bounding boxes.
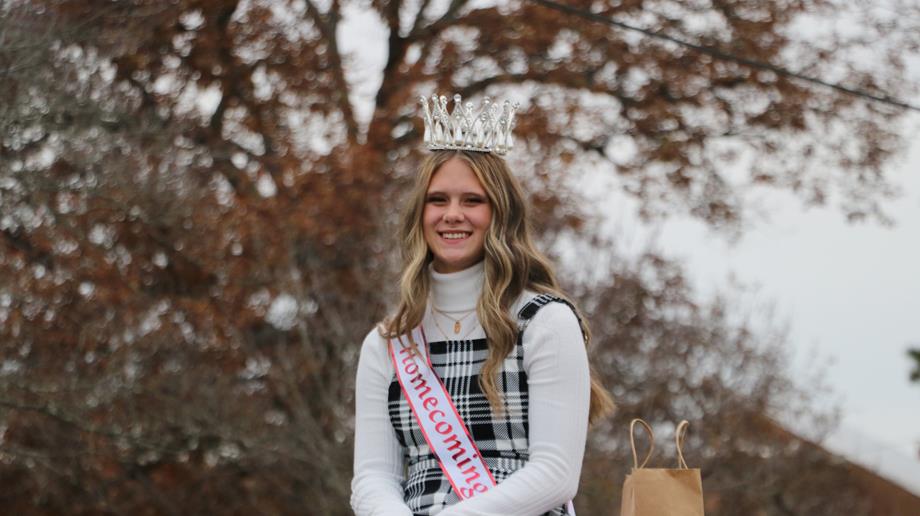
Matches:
[358,324,397,375]
[513,291,582,345]
[512,290,578,323]
[510,289,541,316]
[360,324,389,355]
[514,292,585,363]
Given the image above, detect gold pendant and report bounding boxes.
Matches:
[453,321,461,334]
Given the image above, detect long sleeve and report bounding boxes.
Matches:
[351,328,414,516]
[437,302,591,516]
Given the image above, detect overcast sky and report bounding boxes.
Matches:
[655,130,920,450]
[645,118,920,494]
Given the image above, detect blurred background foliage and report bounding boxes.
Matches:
[1,0,919,514]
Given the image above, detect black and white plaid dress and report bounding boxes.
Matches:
[387,294,576,516]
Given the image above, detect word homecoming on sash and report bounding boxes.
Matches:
[391,332,495,500]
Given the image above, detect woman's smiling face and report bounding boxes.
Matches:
[423,157,493,274]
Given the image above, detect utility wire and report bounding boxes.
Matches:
[530,0,920,113]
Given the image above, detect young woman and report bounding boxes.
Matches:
[351,96,614,516]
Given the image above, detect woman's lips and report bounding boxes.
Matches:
[439,231,472,243]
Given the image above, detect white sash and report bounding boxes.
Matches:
[389,326,496,499]
[389,325,577,514]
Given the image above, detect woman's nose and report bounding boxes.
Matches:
[443,201,464,222]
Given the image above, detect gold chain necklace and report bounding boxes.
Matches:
[431,316,454,341]
[431,305,476,335]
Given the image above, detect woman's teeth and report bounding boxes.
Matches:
[443,232,470,240]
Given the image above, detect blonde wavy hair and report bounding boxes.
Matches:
[382,150,614,425]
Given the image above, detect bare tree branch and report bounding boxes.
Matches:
[304,0,359,143]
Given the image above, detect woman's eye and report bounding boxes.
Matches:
[426,196,447,204]
[464,197,484,205]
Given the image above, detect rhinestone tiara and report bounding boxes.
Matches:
[419,93,519,156]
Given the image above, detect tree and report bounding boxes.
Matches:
[910,348,920,383]
[2,0,918,513]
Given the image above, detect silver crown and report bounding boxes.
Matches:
[419,93,518,156]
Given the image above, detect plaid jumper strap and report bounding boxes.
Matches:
[517,293,585,342]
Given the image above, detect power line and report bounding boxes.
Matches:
[530,0,920,113]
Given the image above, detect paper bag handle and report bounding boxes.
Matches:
[675,420,690,469]
[629,418,655,469]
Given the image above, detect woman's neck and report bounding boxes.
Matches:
[429,261,484,312]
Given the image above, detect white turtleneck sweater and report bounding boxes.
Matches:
[350,261,591,516]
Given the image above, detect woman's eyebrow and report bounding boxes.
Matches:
[426,189,486,196]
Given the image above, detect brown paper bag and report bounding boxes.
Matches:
[620,419,705,516]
